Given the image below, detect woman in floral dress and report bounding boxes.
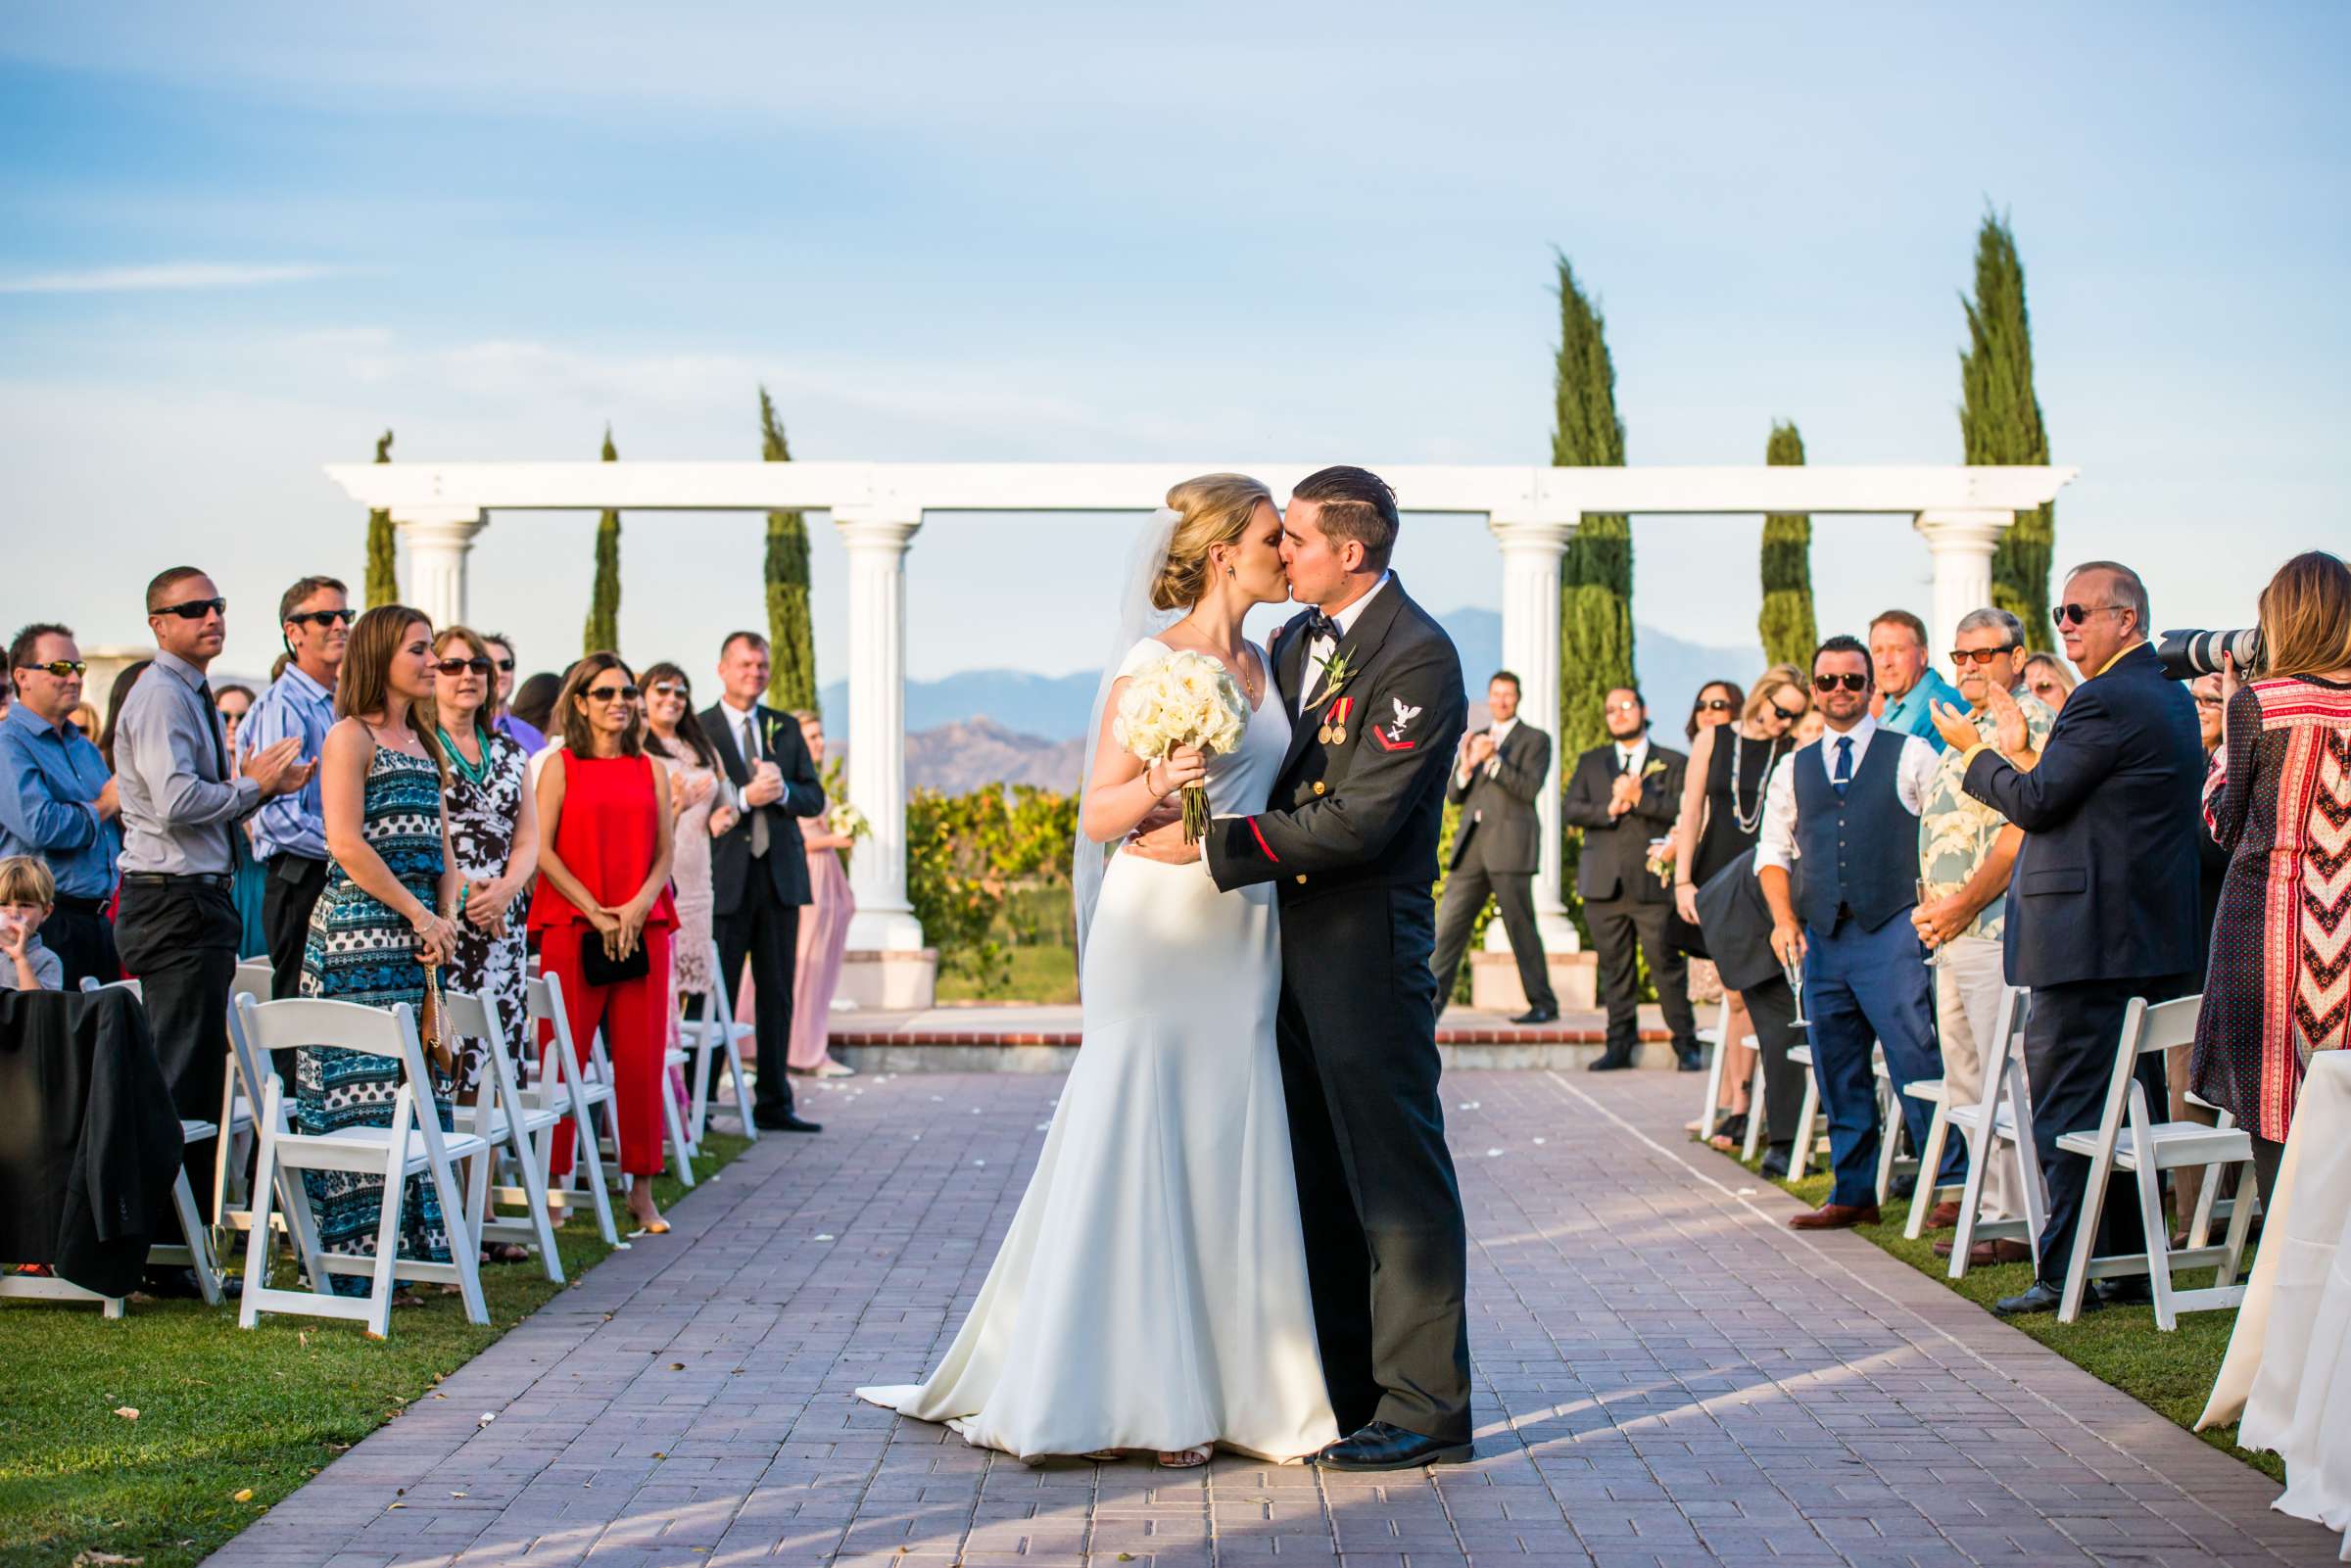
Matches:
[299,606,462,1298]
[428,628,538,1117]
[643,663,737,1093]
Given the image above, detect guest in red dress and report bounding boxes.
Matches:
[529,652,678,1233]
[2191,550,2351,1210]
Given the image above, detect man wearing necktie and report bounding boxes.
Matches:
[1755,635,1950,1229]
[1560,686,1696,1070]
[702,631,826,1133]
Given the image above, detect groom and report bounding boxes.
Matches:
[1130,465,1473,1469]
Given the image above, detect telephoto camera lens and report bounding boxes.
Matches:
[2156,627,2264,681]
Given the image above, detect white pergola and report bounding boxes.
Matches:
[324,460,2076,961]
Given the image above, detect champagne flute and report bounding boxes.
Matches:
[1783,946,1808,1028]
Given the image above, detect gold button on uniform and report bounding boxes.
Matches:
[1312,780,1326,795]
[1295,874,1308,884]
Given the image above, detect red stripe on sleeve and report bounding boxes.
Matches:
[1247,817,1279,863]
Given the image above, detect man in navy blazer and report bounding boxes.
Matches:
[1937,560,2205,1316]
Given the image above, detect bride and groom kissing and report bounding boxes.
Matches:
[859,465,1474,1470]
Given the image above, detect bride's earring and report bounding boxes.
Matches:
[1225,564,1236,579]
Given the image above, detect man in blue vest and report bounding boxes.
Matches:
[1755,635,1954,1228]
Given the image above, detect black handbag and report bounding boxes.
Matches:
[580,935,651,987]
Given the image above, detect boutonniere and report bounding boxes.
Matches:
[1312,650,1358,714]
[1642,759,1667,780]
[757,711,781,755]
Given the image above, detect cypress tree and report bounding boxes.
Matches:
[1756,419,1816,667]
[583,426,621,655]
[758,386,818,711]
[1553,254,1635,760]
[363,429,398,607]
[1960,211,2055,633]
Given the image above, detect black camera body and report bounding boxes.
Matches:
[2156,627,2263,682]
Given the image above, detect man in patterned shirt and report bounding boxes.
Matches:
[1913,607,2053,1259]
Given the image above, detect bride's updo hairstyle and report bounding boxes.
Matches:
[1150,473,1274,611]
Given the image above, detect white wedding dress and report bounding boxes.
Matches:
[857,638,1340,1462]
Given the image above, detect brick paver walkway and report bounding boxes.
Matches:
[207,1069,2340,1568]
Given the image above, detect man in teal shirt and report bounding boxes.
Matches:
[1872,608,1967,752]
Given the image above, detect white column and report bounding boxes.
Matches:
[835,507,925,951]
[1487,514,1581,953]
[394,506,487,628]
[1913,508,2014,663]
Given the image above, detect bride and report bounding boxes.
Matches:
[856,474,1339,1466]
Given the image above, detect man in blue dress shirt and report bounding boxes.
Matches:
[243,575,349,997]
[0,623,120,986]
[1872,609,1968,753]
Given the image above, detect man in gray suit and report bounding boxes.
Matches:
[1432,671,1560,1023]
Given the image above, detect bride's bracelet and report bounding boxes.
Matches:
[1142,761,1165,796]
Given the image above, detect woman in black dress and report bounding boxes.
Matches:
[1671,665,1811,1145]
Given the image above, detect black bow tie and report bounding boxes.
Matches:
[1304,611,1341,642]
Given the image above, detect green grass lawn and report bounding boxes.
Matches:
[936,941,1078,1005]
[1714,1137,2278,1482]
[0,1130,748,1568]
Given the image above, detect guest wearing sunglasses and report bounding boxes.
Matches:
[1909,608,2051,1263]
[481,634,547,755]
[2022,652,2076,714]
[0,623,121,986]
[245,575,353,998]
[1758,636,1946,1229]
[1870,609,1968,753]
[1672,666,1808,1161]
[1683,681,1742,743]
[114,568,312,1241]
[1931,560,2205,1315]
[429,628,539,1127]
[530,652,678,1232]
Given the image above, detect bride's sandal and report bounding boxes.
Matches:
[1157,1445,1214,1468]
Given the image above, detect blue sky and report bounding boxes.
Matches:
[3,2,2345,689]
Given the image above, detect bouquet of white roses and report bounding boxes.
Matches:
[1115,649,1250,842]
[827,800,870,841]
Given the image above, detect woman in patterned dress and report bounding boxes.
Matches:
[299,606,463,1300]
[427,627,538,1103]
[2192,550,2351,1210]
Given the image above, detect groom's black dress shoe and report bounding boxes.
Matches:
[1511,1006,1558,1025]
[1992,1280,2096,1318]
[1315,1422,1473,1471]
[1586,1049,1634,1072]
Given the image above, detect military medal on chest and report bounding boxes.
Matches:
[1320,695,1354,746]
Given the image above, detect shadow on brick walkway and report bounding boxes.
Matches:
[205,1069,2340,1567]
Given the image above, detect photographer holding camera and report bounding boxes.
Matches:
[2187,549,2351,1211]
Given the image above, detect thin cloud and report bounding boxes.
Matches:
[0,261,340,294]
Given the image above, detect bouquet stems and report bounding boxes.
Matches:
[1181,781,1211,844]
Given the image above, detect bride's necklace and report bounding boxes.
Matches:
[1176,619,1261,705]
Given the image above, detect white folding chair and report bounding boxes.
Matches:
[1739,1035,1767,1162]
[57,979,222,1307]
[523,973,620,1247]
[2056,994,2260,1328]
[441,987,565,1284]
[1785,1042,1821,1180]
[1872,1045,1919,1206]
[680,937,758,1144]
[233,995,490,1338]
[588,1023,696,1189]
[1912,985,2050,1276]
[209,961,275,1224]
[1694,998,1731,1141]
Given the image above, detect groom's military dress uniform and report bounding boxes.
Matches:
[1203,572,1473,1446]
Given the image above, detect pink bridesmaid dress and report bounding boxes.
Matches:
[790,808,856,1070]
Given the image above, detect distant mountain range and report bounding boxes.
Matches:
[833,608,1765,790]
